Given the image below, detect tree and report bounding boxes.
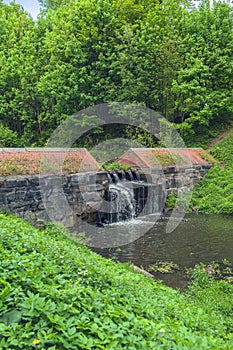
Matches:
[38,0,65,11]
[172,0,233,138]
[0,2,38,145]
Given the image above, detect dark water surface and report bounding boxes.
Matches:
[93,214,233,288]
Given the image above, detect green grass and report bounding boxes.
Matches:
[0,214,233,349]
[190,130,233,214]
[211,131,233,168]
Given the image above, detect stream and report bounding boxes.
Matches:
[93,213,233,289]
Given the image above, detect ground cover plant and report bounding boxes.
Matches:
[190,129,233,214]
[0,214,233,349]
[0,152,95,176]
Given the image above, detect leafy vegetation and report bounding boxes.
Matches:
[166,192,178,209]
[151,151,184,166]
[196,150,216,164]
[190,129,233,214]
[0,125,19,147]
[0,0,232,147]
[187,260,233,284]
[0,154,84,176]
[211,129,233,168]
[148,261,180,274]
[0,214,233,349]
[101,162,132,171]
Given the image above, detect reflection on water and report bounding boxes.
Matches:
[93,214,233,288]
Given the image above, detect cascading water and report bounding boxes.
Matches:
[133,170,141,181]
[103,171,136,224]
[100,170,163,225]
[125,171,134,181]
[109,182,135,223]
[112,173,120,183]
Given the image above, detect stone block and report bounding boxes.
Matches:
[86,184,103,192]
[0,178,5,188]
[28,176,40,186]
[93,172,108,184]
[74,202,86,216]
[83,192,101,203]
[37,202,45,210]
[70,173,89,185]
[5,191,16,202]
[5,177,28,188]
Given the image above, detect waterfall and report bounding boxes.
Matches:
[125,171,134,181]
[112,182,135,222]
[103,179,136,224]
[133,170,141,181]
[112,172,120,183]
[100,170,162,225]
[107,173,113,184]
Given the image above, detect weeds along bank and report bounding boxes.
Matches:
[0,214,233,349]
[187,129,233,214]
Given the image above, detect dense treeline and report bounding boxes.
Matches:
[0,0,232,147]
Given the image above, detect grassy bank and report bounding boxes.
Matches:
[0,214,233,349]
[190,129,233,214]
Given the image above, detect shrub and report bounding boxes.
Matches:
[0,124,19,147]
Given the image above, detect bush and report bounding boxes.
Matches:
[0,124,19,147]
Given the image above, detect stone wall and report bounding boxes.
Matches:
[0,172,108,227]
[156,164,213,196]
[139,164,212,198]
[0,164,212,227]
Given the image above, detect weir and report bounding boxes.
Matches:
[103,177,136,223]
[99,170,163,225]
[0,148,215,228]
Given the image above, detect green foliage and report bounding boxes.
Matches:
[148,261,180,274]
[0,214,233,349]
[166,192,178,208]
[186,266,233,321]
[0,0,232,146]
[151,151,184,166]
[38,0,65,11]
[190,129,233,214]
[101,161,132,171]
[181,122,233,149]
[188,260,233,284]
[0,124,19,147]
[197,150,216,164]
[191,166,233,214]
[172,1,233,139]
[211,129,233,168]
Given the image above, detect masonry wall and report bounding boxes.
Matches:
[0,164,212,227]
[160,164,213,195]
[0,172,108,227]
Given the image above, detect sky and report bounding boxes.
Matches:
[3,0,41,19]
[1,0,224,21]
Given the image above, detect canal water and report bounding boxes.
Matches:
[94,213,233,289]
